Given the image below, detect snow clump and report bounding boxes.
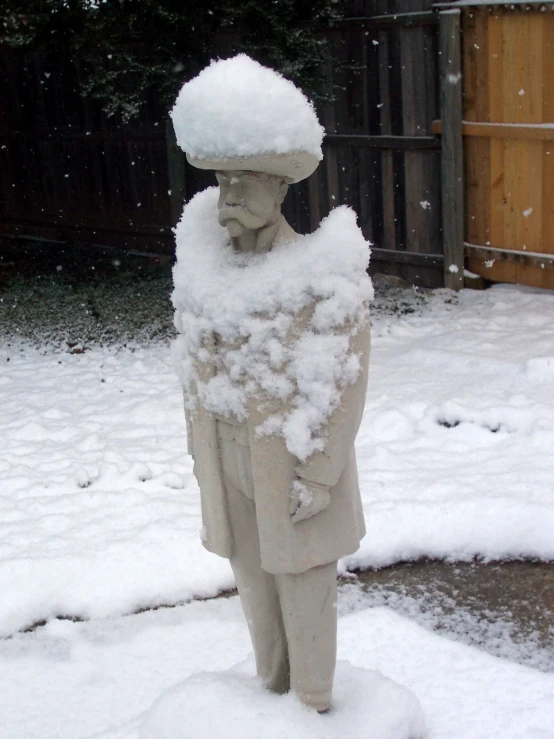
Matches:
[107,661,425,739]
[170,55,324,161]
[171,188,372,461]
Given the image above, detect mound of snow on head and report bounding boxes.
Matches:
[171,188,372,460]
[170,54,324,161]
[98,661,425,739]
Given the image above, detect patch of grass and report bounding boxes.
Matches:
[0,239,175,347]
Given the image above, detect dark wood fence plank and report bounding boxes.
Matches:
[439,9,465,289]
[165,120,186,228]
[378,30,396,251]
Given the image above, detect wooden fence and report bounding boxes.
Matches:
[0,0,466,289]
[0,49,172,255]
[291,1,446,287]
[462,3,554,289]
[434,1,554,289]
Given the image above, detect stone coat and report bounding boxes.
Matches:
[187,316,370,575]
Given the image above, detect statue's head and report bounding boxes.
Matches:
[216,170,288,237]
[170,55,324,239]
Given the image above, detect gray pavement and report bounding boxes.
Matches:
[340,561,554,673]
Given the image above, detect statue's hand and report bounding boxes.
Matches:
[289,479,331,524]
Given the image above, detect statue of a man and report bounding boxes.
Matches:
[171,56,372,713]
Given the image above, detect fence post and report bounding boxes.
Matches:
[439,9,464,290]
[165,118,187,228]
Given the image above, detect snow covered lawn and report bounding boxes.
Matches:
[1,594,553,739]
[1,283,553,638]
[1,282,554,737]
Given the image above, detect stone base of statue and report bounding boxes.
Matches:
[99,660,426,739]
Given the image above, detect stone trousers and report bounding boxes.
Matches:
[216,419,338,712]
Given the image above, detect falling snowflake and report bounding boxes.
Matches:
[447,73,462,85]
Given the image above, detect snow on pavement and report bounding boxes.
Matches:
[1,284,554,636]
[0,594,553,739]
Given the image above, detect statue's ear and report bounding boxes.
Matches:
[276,180,289,206]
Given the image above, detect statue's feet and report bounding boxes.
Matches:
[296,689,332,714]
[262,672,290,696]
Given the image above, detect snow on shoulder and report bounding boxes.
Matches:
[171,187,372,461]
[170,55,324,161]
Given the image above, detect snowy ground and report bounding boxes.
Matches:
[2,281,553,635]
[1,275,554,737]
[3,595,554,739]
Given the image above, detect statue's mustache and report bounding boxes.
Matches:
[218,205,252,221]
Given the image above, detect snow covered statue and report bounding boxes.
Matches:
[170,55,372,713]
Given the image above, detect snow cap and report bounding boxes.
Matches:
[170,54,324,183]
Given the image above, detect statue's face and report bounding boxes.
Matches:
[216,170,287,237]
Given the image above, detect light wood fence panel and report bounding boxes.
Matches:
[462,7,554,289]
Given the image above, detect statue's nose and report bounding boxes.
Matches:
[225,178,243,205]
[225,187,242,206]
